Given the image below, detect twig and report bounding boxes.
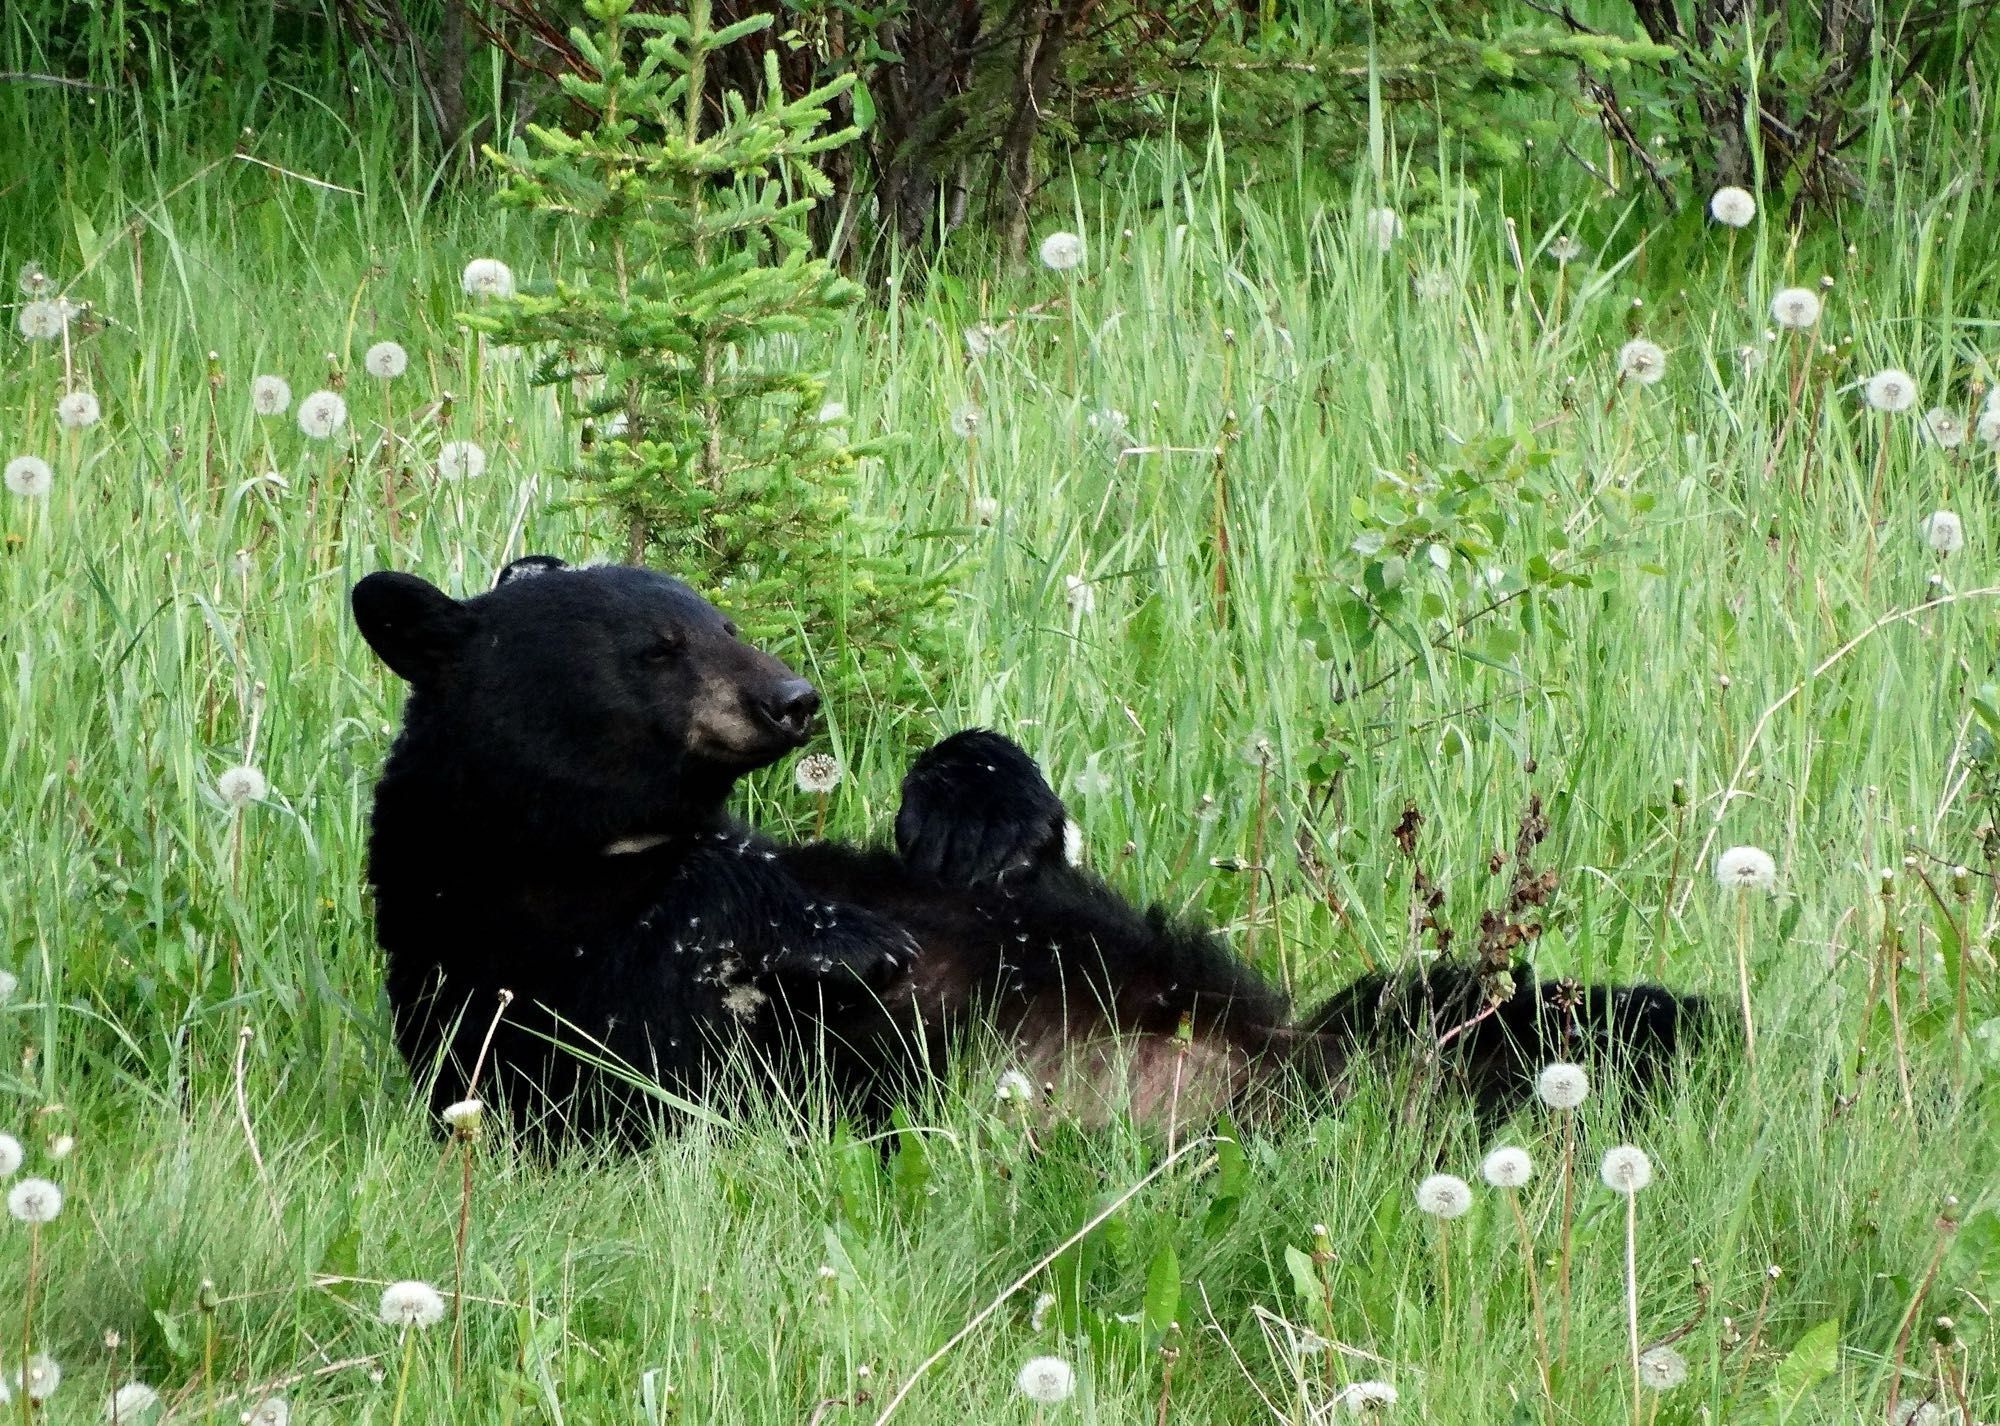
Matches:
[234,1026,289,1241]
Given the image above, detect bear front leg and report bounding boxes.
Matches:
[894,729,1069,887]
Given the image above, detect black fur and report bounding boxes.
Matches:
[354,558,1706,1143]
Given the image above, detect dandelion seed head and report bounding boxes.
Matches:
[964,323,1000,358]
[17,263,53,298]
[1924,408,1966,449]
[436,440,486,481]
[1636,1345,1688,1390]
[1617,339,1668,386]
[19,1354,59,1402]
[47,1135,73,1160]
[1414,1172,1472,1219]
[363,341,408,379]
[1064,574,1094,617]
[17,299,67,341]
[217,765,269,808]
[1864,368,1919,413]
[1335,1380,1400,1412]
[1769,287,1821,330]
[948,400,981,439]
[1480,1146,1534,1189]
[1548,235,1584,264]
[0,1134,21,1177]
[1015,1355,1075,1404]
[245,1396,291,1426]
[251,375,292,416]
[1715,845,1778,892]
[1038,232,1086,272]
[4,455,53,499]
[441,1099,483,1135]
[461,258,515,299]
[57,390,101,429]
[996,1069,1035,1103]
[1029,1291,1058,1331]
[1599,1144,1654,1194]
[1537,1062,1590,1109]
[106,1382,160,1419]
[794,752,843,795]
[721,983,768,1020]
[1921,510,1965,555]
[296,389,347,440]
[1708,186,1757,228]
[7,1177,63,1223]
[378,1279,447,1329]
[1977,408,2000,446]
[972,495,1001,525]
[1362,207,1400,252]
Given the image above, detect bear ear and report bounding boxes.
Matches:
[494,554,568,588]
[352,572,475,684]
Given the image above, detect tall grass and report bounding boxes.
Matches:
[0,51,1996,1425]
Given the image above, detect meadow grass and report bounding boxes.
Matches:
[2,56,1998,1426]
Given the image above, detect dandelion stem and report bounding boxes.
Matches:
[1555,1110,1577,1370]
[1623,1189,1642,1426]
[388,1327,418,1426]
[1507,1192,1553,1402]
[18,1222,38,1426]
[452,1136,472,1388]
[1733,891,1756,1069]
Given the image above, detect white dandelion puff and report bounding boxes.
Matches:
[996,1069,1035,1103]
[250,375,292,416]
[217,765,269,808]
[441,1099,484,1135]
[1038,232,1086,272]
[17,299,67,341]
[17,263,53,298]
[1085,406,1130,452]
[794,752,843,795]
[1617,339,1668,387]
[19,1354,59,1402]
[1334,1380,1400,1412]
[1708,186,1756,228]
[461,258,515,299]
[1548,235,1584,264]
[721,983,768,1020]
[1362,206,1401,252]
[1029,1291,1058,1331]
[245,1396,290,1426]
[363,340,408,379]
[4,455,53,499]
[1769,287,1822,330]
[1414,1173,1473,1219]
[1536,1062,1590,1109]
[1977,408,2000,446]
[972,495,1001,525]
[1924,408,1966,449]
[378,1279,447,1329]
[296,389,348,439]
[46,1134,73,1160]
[105,1382,160,1420]
[1864,368,1919,413]
[7,1177,63,1223]
[948,400,982,439]
[1636,1345,1688,1390]
[436,440,486,481]
[1599,1145,1654,1194]
[964,323,1001,358]
[1480,1146,1534,1189]
[1063,574,1095,616]
[1921,510,1965,555]
[0,1134,21,1177]
[1015,1355,1075,1404]
[1714,845,1778,893]
[57,390,101,429]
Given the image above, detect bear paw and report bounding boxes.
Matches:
[894,729,1069,887]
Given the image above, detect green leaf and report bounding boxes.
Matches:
[1142,1241,1180,1349]
[1284,1244,1321,1308]
[850,75,876,132]
[1768,1318,1840,1419]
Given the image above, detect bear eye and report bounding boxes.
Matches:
[638,633,684,665]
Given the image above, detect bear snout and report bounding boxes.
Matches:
[755,677,820,741]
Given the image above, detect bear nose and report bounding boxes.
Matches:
[761,678,820,739]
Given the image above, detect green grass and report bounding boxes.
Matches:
[1,59,1998,1426]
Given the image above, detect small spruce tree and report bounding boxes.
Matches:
[471,0,944,705]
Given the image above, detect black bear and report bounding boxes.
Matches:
[353,557,1703,1143]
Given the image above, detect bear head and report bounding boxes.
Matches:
[352,557,819,846]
